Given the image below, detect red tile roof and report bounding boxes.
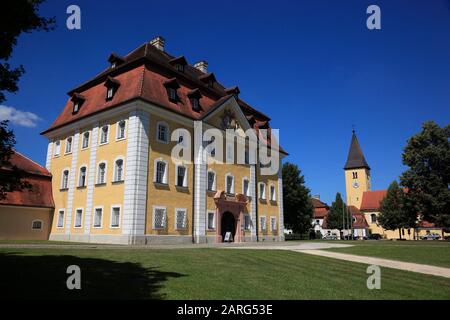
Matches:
[311,198,329,209]
[0,151,54,208]
[348,205,369,229]
[42,40,286,155]
[360,190,388,211]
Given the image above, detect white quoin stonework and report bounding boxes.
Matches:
[65,132,80,234]
[250,164,257,240]
[122,110,150,242]
[45,141,53,170]
[84,124,99,235]
[278,160,285,240]
[193,121,207,243]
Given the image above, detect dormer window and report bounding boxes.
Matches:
[70,93,85,114]
[169,56,188,74]
[168,88,177,100]
[163,78,180,102]
[104,76,120,101]
[199,73,216,88]
[108,53,124,69]
[175,64,184,72]
[187,88,202,112]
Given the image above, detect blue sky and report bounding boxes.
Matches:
[2,0,449,205]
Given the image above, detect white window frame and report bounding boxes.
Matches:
[54,140,61,157]
[74,208,83,228]
[93,206,104,228]
[57,209,65,229]
[207,170,216,191]
[242,178,250,197]
[152,206,167,230]
[270,184,276,201]
[270,216,277,231]
[113,157,125,182]
[99,125,110,145]
[61,168,70,190]
[97,161,107,185]
[82,131,90,149]
[110,205,121,228]
[154,158,168,184]
[207,211,216,231]
[116,120,127,141]
[31,219,43,230]
[225,174,235,194]
[260,216,267,231]
[106,86,114,100]
[174,208,188,230]
[244,214,251,231]
[259,182,266,200]
[65,136,73,154]
[156,121,169,144]
[78,165,87,187]
[175,164,188,188]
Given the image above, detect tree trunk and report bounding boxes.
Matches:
[398,228,402,240]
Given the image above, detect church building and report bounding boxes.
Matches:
[41,36,286,245]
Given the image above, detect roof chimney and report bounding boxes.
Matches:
[312,195,320,200]
[194,61,208,73]
[149,36,165,51]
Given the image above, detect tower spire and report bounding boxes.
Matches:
[344,130,370,170]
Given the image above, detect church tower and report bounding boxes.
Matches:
[344,130,371,209]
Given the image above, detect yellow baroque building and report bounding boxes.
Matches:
[42,36,287,245]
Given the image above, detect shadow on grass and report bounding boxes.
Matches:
[0,252,184,299]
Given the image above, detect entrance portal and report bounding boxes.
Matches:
[221,211,236,242]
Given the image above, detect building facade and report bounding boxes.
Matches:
[42,36,286,245]
[0,151,54,240]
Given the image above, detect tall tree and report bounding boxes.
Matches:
[0,120,30,200]
[378,181,411,239]
[0,0,55,103]
[282,162,314,235]
[326,192,351,234]
[400,121,450,231]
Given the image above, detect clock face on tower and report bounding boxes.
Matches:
[353,181,359,188]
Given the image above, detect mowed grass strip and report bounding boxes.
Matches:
[0,248,449,300]
[322,241,450,268]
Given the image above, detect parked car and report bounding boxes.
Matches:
[421,233,441,240]
[368,233,382,240]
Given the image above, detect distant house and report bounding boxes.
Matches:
[0,151,54,240]
[360,189,448,240]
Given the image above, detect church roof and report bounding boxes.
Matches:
[344,131,370,170]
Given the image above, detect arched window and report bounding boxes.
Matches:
[82,131,90,149]
[100,125,109,144]
[270,185,276,201]
[54,140,61,156]
[259,183,266,200]
[225,174,235,194]
[155,160,168,184]
[207,170,216,191]
[114,159,124,182]
[242,178,249,197]
[176,165,187,187]
[31,220,43,230]
[116,120,126,140]
[78,166,87,187]
[61,169,69,189]
[97,162,107,184]
[156,122,169,143]
[65,137,73,154]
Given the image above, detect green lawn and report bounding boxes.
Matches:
[322,240,450,268]
[1,248,449,299]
